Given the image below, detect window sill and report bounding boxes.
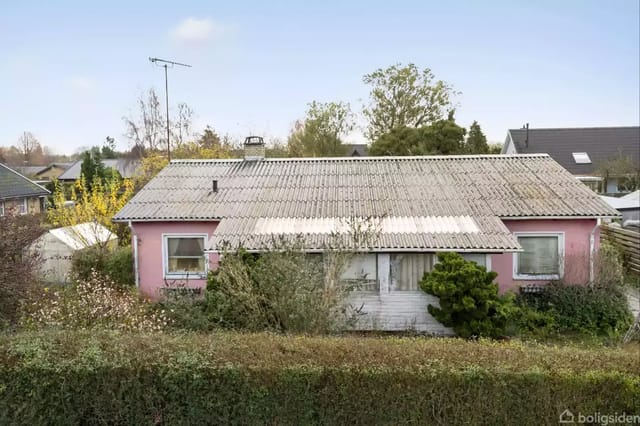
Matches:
[513,274,560,281]
[164,273,207,280]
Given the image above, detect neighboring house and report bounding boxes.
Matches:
[14,163,73,181]
[34,163,73,181]
[30,222,118,283]
[345,144,369,157]
[0,163,50,215]
[501,126,640,194]
[58,159,140,183]
[601,190,640,225]
[114,140,617,333]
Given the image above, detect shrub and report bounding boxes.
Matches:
[157,293,212,332]
[593,242,625,289]
[206,244,353,333]
[0,330,638,425]
[518,283,632,337]
[19,270,169,332]
[71,246,134,287]
[420,252,517,338]
[0,214,45,326]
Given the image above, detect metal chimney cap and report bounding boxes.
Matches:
[244,136,264,145]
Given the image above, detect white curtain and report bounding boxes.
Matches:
[517,236,559,275]
[391,253,433,291]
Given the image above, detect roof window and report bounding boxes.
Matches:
[572,152,591,164]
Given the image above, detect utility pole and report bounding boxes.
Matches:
[148,57,192,161]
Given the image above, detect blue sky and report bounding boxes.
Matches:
[1,0,638,154]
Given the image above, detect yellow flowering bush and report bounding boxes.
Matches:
[20,270,170,332]
[48,175,134,244]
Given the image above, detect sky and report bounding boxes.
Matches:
[1,0,639,155]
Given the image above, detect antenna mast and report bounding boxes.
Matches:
[148,57,192,161]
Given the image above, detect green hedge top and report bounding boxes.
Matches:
[1,330,638,375]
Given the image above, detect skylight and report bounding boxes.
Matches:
[572,152,591,164]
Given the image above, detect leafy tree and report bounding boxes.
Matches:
[369,113,466,156]
[362,63,457,141]
[48,175,134,245]
[132,126,233,190]
[265,138,288,158]
[287,101,353,157]
[198,126,222,149]
[80,150,106,190]
[101,136,118,159]
[596,151,639,193]
[465,121,489,154]
[488,144,503,154]
[421,252,516,338]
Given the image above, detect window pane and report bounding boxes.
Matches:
[462,253,486,267]
[168,257,205,273]
[391,253,433,291]
[517,236,559,275]
[168,237,204,256]
[341,254,378,291]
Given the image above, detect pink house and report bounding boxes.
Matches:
[114,139,618,333]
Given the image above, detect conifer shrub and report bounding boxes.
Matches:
[420,252,517,338]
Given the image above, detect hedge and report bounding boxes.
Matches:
[0,331,638,425]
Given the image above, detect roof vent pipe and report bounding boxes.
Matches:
[524,122,529,147]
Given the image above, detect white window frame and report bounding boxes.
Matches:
[19,198,28,215]
[513,232,564,281]
[0,201,4,217]
[162,233,209,280]
[572,152,591,164]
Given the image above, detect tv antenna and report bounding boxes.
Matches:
[148,57,192,161]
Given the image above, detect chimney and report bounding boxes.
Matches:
[212,180,218,193]
[244,136,265,160]
[524,123,529,147]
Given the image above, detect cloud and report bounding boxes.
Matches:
[170,18,224,45]
[67,77,95,91]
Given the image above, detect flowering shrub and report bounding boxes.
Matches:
[20,270,169,332]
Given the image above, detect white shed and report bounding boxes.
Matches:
[30,222,118,283]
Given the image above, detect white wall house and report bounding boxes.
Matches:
[30,222,118,283]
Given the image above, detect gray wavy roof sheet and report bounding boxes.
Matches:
[0,163,50,200]
[507,126,640,175]
[114,154,619,251]
[58,159,140,181]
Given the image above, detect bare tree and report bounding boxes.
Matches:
[174,103,194,149]
[123,88,195,155]
[18,131,39,164]
[123,88,165,153]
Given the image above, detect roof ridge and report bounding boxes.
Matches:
[509,125,639,131]
[170,154,550,164]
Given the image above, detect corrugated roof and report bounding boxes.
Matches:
[211,215,519,252]
[115,154,619,251]
[58,159,140,181]
[0,163,50,200]
[506,126,639,175]
[49,222,117,250]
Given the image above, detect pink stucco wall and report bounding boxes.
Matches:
[491,219,599,293]
[131,221,219,299]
